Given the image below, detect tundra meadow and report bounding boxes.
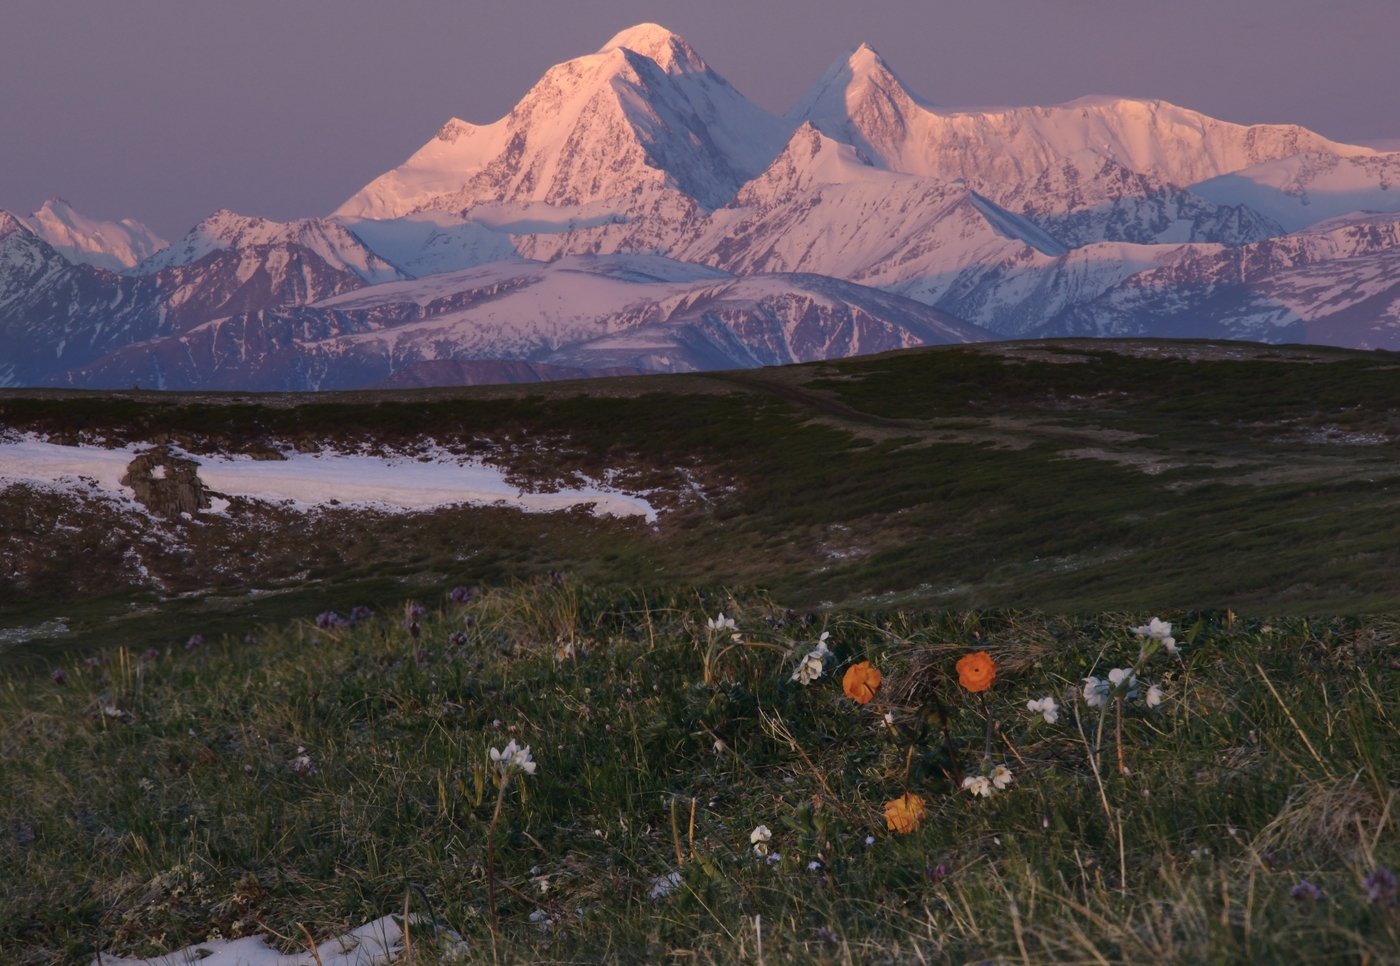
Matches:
[3,581,1397,962]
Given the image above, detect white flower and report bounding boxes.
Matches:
[962,775,993,798]
[707,612,738,633]
[863,835,876,846]
[791,650,826,685]
[750,824,772,845]
[648,871,682,900]
[815,631,831,654]
[807,860,823,872]
[1146,684,1165,708]
[1131,617,1172,640]
[990,764,1014,790]
[1082,676,1111,708]
[1026,696,1059,724]
[489,738,537,776]
[1132,617,1180,656]
[882,711,896,727]
[1107,667,1139,699]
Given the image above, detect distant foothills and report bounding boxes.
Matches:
[4,23,1400,391]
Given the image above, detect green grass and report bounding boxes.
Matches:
[5,340,1400,667]
[2,584,1397,962]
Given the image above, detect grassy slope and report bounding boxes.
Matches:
[3,341,1399,961]
[3,340,1400,666]
[2,586,1397,962]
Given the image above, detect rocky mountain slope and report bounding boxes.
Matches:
[60,254,987,390]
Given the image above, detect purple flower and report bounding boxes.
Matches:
[448,585,476,604]
[463,615,478,629]
[185,634,204,651]
[349,605,373,622]
[448,631,469,648]
[50,667,69,685]
[140,647,161,662]
[927,862,950,884]
[315,610,349,630]
[1365,867,1398,906]
[1289,880,1323,902]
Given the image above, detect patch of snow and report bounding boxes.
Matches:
[0,437,658,522]
[0,618,71,651]
[92,913,436,965]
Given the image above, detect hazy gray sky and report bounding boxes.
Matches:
[4,0,1397,239]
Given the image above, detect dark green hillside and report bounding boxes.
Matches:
[3,340,1399,662]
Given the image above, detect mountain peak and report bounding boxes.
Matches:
[598,22,706,74]
[0,209,32,239]
[787,42,922,127]
[17,198,167,271]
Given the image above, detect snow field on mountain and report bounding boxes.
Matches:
[0,437,657,521]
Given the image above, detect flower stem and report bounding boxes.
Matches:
[979,692,994,766]
[1115,696,1127,776]
[486,773,510,925]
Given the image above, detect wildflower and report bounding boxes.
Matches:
[289,750,316,777]
[1082,676,1111,708]
[1131,617,1179,656]
[1146,684,1165,708]
[990,764,1014,790]
[50,667,68,685]
[955,651,997,692]
[766,851,782,864]
[448,585,475,604]
[750,824,773,856]
[489,738,537,776]
[962,775,993,798]
[707,612,738,634]
[807,859,823,872]
[185,634,204,651]
[349,605,373,622]
[1026,695,1059,723]
[791,649,827,685]
[1365,866,1398,906]
[842,661,882,704]
[1289,880,1323,902]
[315,610,348,630]
[140,647,161,662]
[1107,667,1139,698]
[648,871,682,899]
[884,792,928,834]
[863,835,876,847]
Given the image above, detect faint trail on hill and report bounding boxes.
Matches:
[695,370,925,432]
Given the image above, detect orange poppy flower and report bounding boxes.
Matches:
[956,651,997,692]
[842,661,882,704]
[884,792,927,834]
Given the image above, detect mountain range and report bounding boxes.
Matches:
[4,22,1399,389]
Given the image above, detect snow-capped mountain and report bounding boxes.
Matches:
[140,209,402,283]
[1035,212,1400,347]
[5,22,1400,390]
[59,255,988,390]
[335,24,792,221]
[20,198,167,272]
[794,44,1371,191]
[1192,151,1400,232]
[0,213,166,386]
